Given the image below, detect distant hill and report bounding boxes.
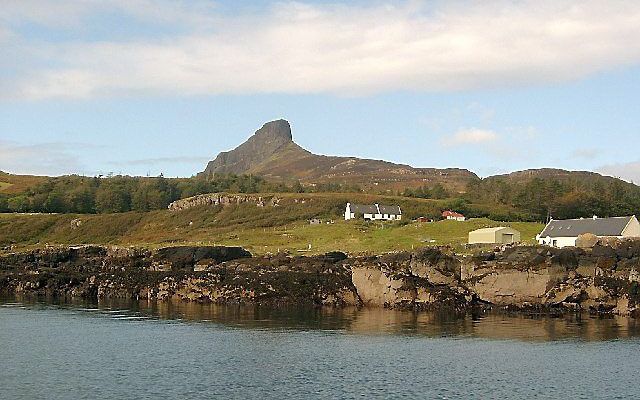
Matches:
[484,168,629,186]
[2,120,638,221]
[0,171,47,194]
[201,119,478,193]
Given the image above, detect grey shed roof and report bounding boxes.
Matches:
[349,204,378,214]
[378,205,401,215]
[539,216,634,237]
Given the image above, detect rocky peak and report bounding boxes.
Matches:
[201,119,297,177]
[254,119,292,142]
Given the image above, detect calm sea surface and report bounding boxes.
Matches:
[1,297,640,399]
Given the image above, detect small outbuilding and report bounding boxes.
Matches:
[442,210,465,221]
[468,227,521,245]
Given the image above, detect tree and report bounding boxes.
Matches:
[430,183,449,199]
[67,186,96,213]
[7,196,29,212]
[0,195,8,212]
[44,190,67,213]
[95,184,131,213]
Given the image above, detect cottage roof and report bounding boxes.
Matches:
[378,205,401,215]
[539,216,634,238]
[443,210,464,218]
[348,203,401,215]
[349,204,378,215]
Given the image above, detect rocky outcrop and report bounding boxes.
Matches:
[3,240,640,316]
[168,193,282,211]
[347,242,640,315]
[0,246,357,307]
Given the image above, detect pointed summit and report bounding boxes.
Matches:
[201,119,301,177]
[254,119,292,142]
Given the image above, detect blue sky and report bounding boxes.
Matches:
[1,0,639,182]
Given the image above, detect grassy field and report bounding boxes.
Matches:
[0,193,543,255]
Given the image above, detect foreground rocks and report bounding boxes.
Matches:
[0,246,356,307]
[2,240,640,316]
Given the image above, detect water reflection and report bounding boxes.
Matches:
[3,295,640,342]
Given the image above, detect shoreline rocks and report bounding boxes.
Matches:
[2,242,640,316]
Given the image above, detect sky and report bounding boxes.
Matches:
[1,0,639,182]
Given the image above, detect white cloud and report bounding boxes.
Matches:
[571,148,600,159]
[0,140,96,175]
[109,156,210,166]
[3,1,640,99]
[444,128,498,147]
[598,161,640,184]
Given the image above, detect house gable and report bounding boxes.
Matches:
[622,216,640,237]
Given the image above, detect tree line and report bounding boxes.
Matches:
[463,177,640,221]
[1,173,638,221]
[0,174,362,214]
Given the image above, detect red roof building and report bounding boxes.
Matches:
[442,210,465,221]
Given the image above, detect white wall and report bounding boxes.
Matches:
[538,236,577,248]
[344,204,353,220]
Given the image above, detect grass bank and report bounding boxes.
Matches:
[0,197,543,255]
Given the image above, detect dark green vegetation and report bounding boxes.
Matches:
[0,173,361,215]
[465,169,640,221]
[2,167,639,223]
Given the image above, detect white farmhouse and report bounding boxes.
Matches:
[537,215,640,248]
[344,203,402,221]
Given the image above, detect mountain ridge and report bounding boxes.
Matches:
[200,119,633,192]
[201,119,479,192]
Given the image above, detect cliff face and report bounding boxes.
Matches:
[2,242,640,316]
[167,193,283,211]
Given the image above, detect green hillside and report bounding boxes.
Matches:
[0,192,543,255]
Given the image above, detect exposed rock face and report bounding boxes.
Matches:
[168,193,281,211]
[202,120,305,176]
[349,251,472,310]
[348,244,640,315]
[3,242,640,316]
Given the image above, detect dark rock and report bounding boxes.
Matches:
[592,244,617,258]
[153,246,251,270]
[323,251,348,263]
[550,249,579,269]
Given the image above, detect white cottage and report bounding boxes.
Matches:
[537,215,640,248]
[344,203,402,221]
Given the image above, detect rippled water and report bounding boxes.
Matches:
[1,297,640,399]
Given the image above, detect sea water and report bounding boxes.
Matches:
[1,297,639,399]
